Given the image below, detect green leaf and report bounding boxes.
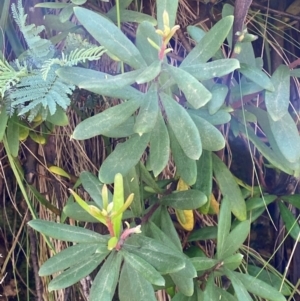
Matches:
[0,107,8,141]
[71,0,86,4]
[56,67,142,99]
[48,252,107,291]
[203,275,219,301]
[224,268,253,301]
[168,124,197,185]
[149,111,170,177]
[99,133,150,183]
[59,4,75,23]
[123,234,185,274]
[160,190,207,209]
[239,63,274,91]
[190,257,218,271]
[136,21,160,65]
[214,286,238,301]
[212,153,247,221]
[133,86,159,135]
[28,219,108,243]
[165,64,212,109]
[217,197,231,259]
[74,7,146,69]
[102,117,135,138]
[246,195,277,211]
[46,106,68,126]
[170,269,194,297]
[107,9,157,25]
[181,59,240,81]
[63,201,100,222]
[188,226,217,242]
[39,243,100,276]
[223,253,243,270]
[156,0,178,29]
[7,115,19,157]
[190,114,225,151]
[188,109,231,126]
[161,93,201,160]
[232,271,286,301]
[265,65,290,121]
[73,99,140,140]
[35,3,69,8]
[187,25,205,42]
[281,195,300,210]
[89,251,123,301]
[193,150,212,214]
[278,201,300,241]
[218,220,250,259]
[208,84,228,115]
[119,260,157,301]
[80,171,105,208]
[121,250,165,286]
[136,60,161,84]
[181,16,234,67]
[269,112,300,163]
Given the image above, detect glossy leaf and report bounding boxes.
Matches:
[188,226,218,242]
[119,260,157,301]
[190,257,218,271]
[48,253,107,291]
[133,86,159,135]
[136,60,161,84]
[170,269,194,297]
[246,195,277,211]
[160,190,207,209]
[181,16,234,67]
[89,251,123,301]
[203,275,219,301]
[28,219,107,243]
[102,117,135,138]
[71,0,86,4]
[74,7,146,69]
[63,201,100,223]
[212,154,247,220]
[99,133,150,183]
[165,64,212,109]
[269,112,300,163]
[208,84,228,115]
[46,106,68,126]
[73,99,140,140]
[161,93,201,160]
[278,201,300,241]
[233,271,286,301]
[223,253,243,270]
[239,63,274,91]
[217,197,231,259]
[188,109,231,126]
[7,115,19,157]
[187,25,205,42]
[190,114,225,151]
[265,65,290,121]
[214,286,238,301]
[35,3,69,8]
[0,107,8,141]
[168,124,197,185]
[156,0,178,29]
[121,250,165,286]
[281,195,300,210]
[181,59,240,81]
[48,166,70,179]
[194,150,212,214]
[149,111,170,177]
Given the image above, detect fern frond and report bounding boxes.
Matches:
[11,0,54,59]
[9,66,75,121]
[41,58,63,80]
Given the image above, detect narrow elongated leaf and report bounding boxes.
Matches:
[119,261,157,301]
[123,235,185,274]
[168,124,197,185]
[133,87,159,135]
[160,190,207,209]
[208,84,228,115]
[74,7,146,69]
[7,115,19,157]
[239,63,274,91]
[188,226,217,242]
[187,25,205,42]
[161,93,201,160]
[149,111,170,176]
[73,99,140,140]
[246,195,277,211]
[56,67,142,99]
[136,21,160,65]
[190,114,225,151]
[233,271,286,301]
[224,268,253,301]
[218,220,250,259]
[266,65,290,121]
[63,201,100,222]
[278,201,300,241]
[203,275,219,301]
[0,107,8,141]
[282,195,300,210]
[107,9,157,25]
[181,16,234,67]
[212,153,247,221]
[156,0,178,29]
[269,112,300,163]
[121,250,165,286]
[215,286,238,301]
[99,133,150,183]
[136,60,161,84]
[28,219,108,243]
[223,253,243,270]
[48,252,108,291]
[193,150,212,214]
[102,117,135,138]
[188,109,231,126]
[170,270,194,296]
[39,243,100,276]
[89,251,122,301]
[80,171,104,208]
[181,59,240,81]
[190,257,218,271]
[217,197,231,259]
[165,64,212,109]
